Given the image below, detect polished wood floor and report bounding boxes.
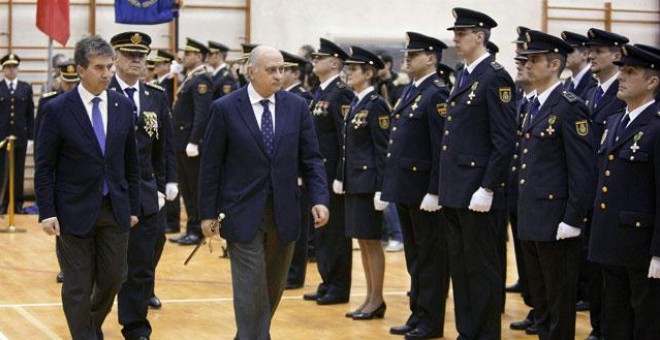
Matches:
[0,213,593,339]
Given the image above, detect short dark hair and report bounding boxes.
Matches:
[545,52,567,77]
[644,68,660,97]
[74,35,114,68]
[471,27,491,45]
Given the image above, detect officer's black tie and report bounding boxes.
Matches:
[458,68,468,88]
[567,80,575,93]
[8,82,14,95]
[403,84,417,101]
[614,113,630,142]
[124,87,138,117]
[526,97,540,129]
[592,86,604,108]
[349,97,359,115]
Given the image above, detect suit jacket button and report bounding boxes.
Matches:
[179,126,184,130]
[523,148,528,154]
[525,133,530,139]
[392,127,397,131]
[447,116,452,121]
[521,164,526,169]
[444,130,449,136]
[387,153,391,157]
[362,165,367,170]
[442,145,447,151]
[389,139,394,144]
[470,161,475,167]
[500,182,505,187]
[395,114,400,119]
[600,203,606,210]
[605,170,611,177]
[583,217,588,222]
[450,101,456,107]
[412,166,417,171]
[519,179,525,185]
[513,154,519,160]
[511,166,516,171]
[601,186,608,193]
[608,154,614,161]
[409,113,414,118]
[635,221,642,227]
[548,194,554,200]
[323,158,327,163]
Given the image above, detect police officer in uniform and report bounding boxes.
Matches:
[151,50,177,109]
[170,38,214,245]
[441,8,516,339]
[517,30,597,339]
[381,32,450,339]
[585,28,629,140]
[281,51,313,104]
[589,44,660,339]
[561,31,597,101]
[375,52,408,107]
[436,62,455,90]
[208,40,238,100]
[302,38,355,305]
[0,53,34,214]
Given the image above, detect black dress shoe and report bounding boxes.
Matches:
[390,324,414,335]
[316,294,349,305]
[284,282,303,290]
[404,327,442,340]
[510,309,534,330]
[505,281,522,293]
[576,300,590,311]
[136,336,149,340]
[165,227,180,234]
[303,292,323,301]
[56,272,64,283]
[585,331,601,340]
[177,234,202,245]
[352,302,386,320]
[345,309,362,318]
[525,324,539,335]
[168,234,185,243]
[148,296,162,309]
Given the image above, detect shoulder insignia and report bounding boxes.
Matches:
[499,87,512,103]
[378,115,390,129]
[222,84,232,94]
[575,119,589,136]
[336,81,346,89]
[298,87,307,93]
[341,105,350,117]
[433,79,444,88]
[42,91,58,98]
[221,69,229,77]
[490,61,504,71]
[370,94,378,101]
[562,90,578,103]
[437,103,447,117]
[198,83,208,95]
[145,83,164,92]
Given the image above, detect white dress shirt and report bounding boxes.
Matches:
[115,76,141,115]
[77,84,108,135]
[4,78,17,92]
[247,83,276,130]
[319,74,340,91]
[625,99,656,127]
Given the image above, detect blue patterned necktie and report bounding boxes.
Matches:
[124,87,138,116]
[260,99,274,158]
[91,97,108,195]
[458,68,468,88]
[592,86,604,108]
[8,82,14,94]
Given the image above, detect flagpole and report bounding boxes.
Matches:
[46,38,53,92]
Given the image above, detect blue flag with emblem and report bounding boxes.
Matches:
[115,0,179,25]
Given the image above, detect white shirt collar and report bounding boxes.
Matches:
[598,72,619,93]
[464,52,490,75]
[115,75,138,92]
[285,82,302,92]
[413,71,436,87]
[320,74,340,91]
[213,63,228,76]
[625,99,656,126]
[157,73,170,84]
[247,82,275,105]
[77,83,107,105]
[524,90,537,100]
[355,86,375,103]
[537,81,563,107]
[4,78,17,89]
[572,64,592,87]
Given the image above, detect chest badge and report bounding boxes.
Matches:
[411,95,422,111]
[546,115,557,135]
[630,131,644,153]
[467,82,479,104]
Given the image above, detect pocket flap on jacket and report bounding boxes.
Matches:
[457,154,490,168]
[534,186,568,200]
[619,211,654,228]
[398,158,430,171]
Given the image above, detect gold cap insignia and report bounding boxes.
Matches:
[131,33,142,45]
[66,65,75,73]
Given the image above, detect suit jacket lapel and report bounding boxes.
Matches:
[527,87,561,131]
[612,106,654,150]
[448,55,493,102]
[273,91,289,156]
[68,88,102,155]
[236,88,269,157]
[105,91,122,156]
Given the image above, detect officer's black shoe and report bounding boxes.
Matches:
[585,331,601,340]
[404,327,442,340]
[316,294,349,305]
[177,234,202,245]
[148,296,162,309]
[390,324,414,335]
[165,226,180,234]
[136,336,149,340]
[525,323,539,335]
[168,234,185,243]
[576,300,590,311]
[285,282,303,290]
[303,292,323,301]
[505,281,522,293]
[56,272,64,283]
[510,309,535,330]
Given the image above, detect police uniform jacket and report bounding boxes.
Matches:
[0,80,34,148]
[311,76,355,188]
[381,74,448,205]
[110,77,168,216]
[564,72,597,102]
[438,55,517,210]
[589,104,660,268]
[338,90,389,194]
[517,87,597,241]
[507,92,532,213]
[586,79,626,140]
[154,75,176,109]
[212,66,239,100]
[289,83,313,105]
[172,67,214,152]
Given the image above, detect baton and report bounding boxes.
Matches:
[184,213,225,265]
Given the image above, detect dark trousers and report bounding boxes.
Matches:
[444,207,502,340]
[118,212,160,339]
[150,208,167,298]
[176,152,200,235]
[0,146,26,212]
[287,185,311,286]
[397,204,449,334]
[508,210,532,306]
[601,264,660,339]
[228,198,295,340]
[522,238,581,340]
[587,260,604,337]
[59,198,129,340]
[314,192,351,298]
[165,197,181,232]
[495,210,507,312]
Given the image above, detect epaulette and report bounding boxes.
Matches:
[145,83,164,92]
[221,69,230,77]
[370,94,378,101]
[433,78,444,88]
[561,91,578,103]
[490,61,504,71]
[335,81,346,89]
[298,87,307,93]
[42,91,58,99]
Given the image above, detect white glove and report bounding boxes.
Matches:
[158,191,166,210]
[556,222,581,240]
[27,140,34,151]
[170,61,183,76]
[186,143,199,157]
[648,256,660,279]
[165,182,179,201]
[332,180,344,195]
[373,192,389,211]
[468,187,494,213]
[419,193,441,212]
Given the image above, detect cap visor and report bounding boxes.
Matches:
[447,24,476,31]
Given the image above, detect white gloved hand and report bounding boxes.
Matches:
[332,180,344,195]
[170,61,183,76]
[27,140,34,151]
[419,193,441,212]
[158,191,166,210]
[468,187,494,212]
[186,143,199,157]
[556,222,581,240]
[165,182,179,201]
[373,192,389,211]
[648,256,660,279]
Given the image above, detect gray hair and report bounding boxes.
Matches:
[74,35,114,68]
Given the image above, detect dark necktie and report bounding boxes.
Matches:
[91,97,108,195]
[313,87,321,101]
[592,86,604,108]
[526,97,540,128]
[8,82,14,94]
[458,69,468,87]
[349,97,359,115]
[260,99,274,158]
[403,84,417,101]
[568,80,575,93]
[614,113,630,142]
[124,87,138,116]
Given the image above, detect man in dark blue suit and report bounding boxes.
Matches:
[561,31,597,101]
[441,8,517,339]
[589,44,660,339]
[199,46,329,340]
[107,31,170,340]
[35,35,140,340]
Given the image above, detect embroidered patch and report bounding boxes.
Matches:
[341,105,350,117]
[437,103,447,117]
[499,87,512,103]
[575,120,589,136]
[379,115,390,129]
[223,85,232,94]
[198,83,208,94]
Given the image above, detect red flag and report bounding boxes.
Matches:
[36,0,70,46]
